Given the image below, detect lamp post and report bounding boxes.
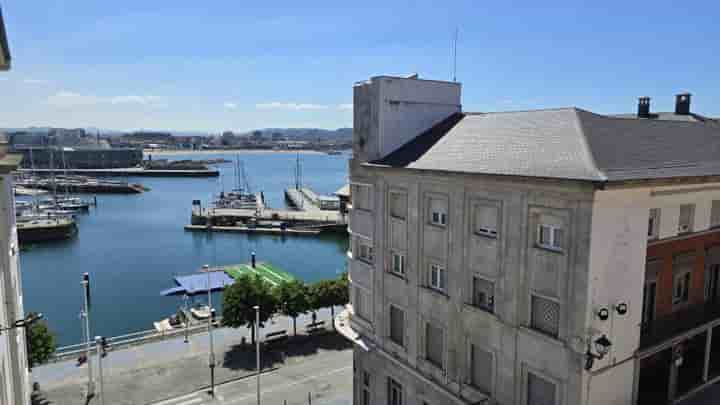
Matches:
[81,273,95,399]
[183,294,189,344]
[255,305,261,405]
[205,264,216,398]
[95,336,106,405]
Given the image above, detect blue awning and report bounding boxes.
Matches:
[160,271,234,296]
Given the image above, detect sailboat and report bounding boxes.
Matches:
[212,155,259,210]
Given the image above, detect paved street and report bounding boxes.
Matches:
[32,308,352,405]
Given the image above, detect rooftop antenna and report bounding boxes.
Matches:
[452,27,459,82]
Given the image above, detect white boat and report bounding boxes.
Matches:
[14,186,47,196]
[190,304,212,320]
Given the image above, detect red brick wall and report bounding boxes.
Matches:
[646,231,720,318]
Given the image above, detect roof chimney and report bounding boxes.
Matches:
[675,93,691,115]
[637,97,651,118]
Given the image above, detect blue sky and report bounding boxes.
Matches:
[1,0,719,132]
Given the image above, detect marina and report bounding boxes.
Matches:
[19,151,349,346]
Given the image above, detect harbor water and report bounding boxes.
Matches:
[19,151,349,346]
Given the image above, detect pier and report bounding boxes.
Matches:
[189,205,346,233]
[19,167,219,177]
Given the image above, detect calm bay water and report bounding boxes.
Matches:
[19,151,349,346]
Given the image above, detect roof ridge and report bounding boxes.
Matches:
[464,106,578,115]
[572,109,607,181]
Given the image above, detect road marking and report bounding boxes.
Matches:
[221,365,352,404]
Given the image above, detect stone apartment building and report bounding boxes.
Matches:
[0,7,32,405]
[337,74,720,405]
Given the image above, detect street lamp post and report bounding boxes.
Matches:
[255,305,261,405]
[183,294,189,344]
[206,264,216,398]
[81,273,95,399]
[95,336,106,405]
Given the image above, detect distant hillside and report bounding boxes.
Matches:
[249,128,352,140]
[1,126,353,140]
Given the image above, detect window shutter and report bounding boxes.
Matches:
[471,345,493,394]
[475,206,498,234]
[712,201,720,228]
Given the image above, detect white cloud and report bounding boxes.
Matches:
[47,91,166,108]
[256,102,329,110]
[23,79,50,84]
[110,95,164,105]
[337,103,353,110]
[223,102,238,110]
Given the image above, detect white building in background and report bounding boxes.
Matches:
[0,7,32,405]
[337,74,720,405]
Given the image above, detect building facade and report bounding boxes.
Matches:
[1,9,32,405]
[338,74,720,405]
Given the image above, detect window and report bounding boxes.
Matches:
[472,277,495,313]
[429,264,446,292]
[673,271,691,306]
[641,281,656,329]
[537,225,563,251]
[679,204,695,234]
[353,184,373,211]
[470,344,493,394]
[425,323,444,368]
[648,208,660,239]
[527,372,557,405]
[389,306,405,347]
[531,295,560,338]
[361,371,371,405]
[712,201,720,229]
[357,240,374,264]
[388,377,403,405]
[474,205,499,237]
[391,252,405,276]
[354,287,371,321]
[429,198,448,226]
[389,192,407,219]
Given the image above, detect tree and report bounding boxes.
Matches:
[274,280,311,336]
[223,274,278,345]
[310,273,349,329]
[26,313,56,367]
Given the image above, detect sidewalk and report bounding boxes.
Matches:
[32,307,348,404]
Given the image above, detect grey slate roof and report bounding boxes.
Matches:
[372,108,720,183]
[0,6,9,71]
[611,112,720,126]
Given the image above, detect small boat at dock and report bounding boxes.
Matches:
[16,216,77,243]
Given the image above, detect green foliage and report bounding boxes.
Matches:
[26,313,56,367]
[275,280,311,319]
[222,274,278,343]
[274,279,311,335]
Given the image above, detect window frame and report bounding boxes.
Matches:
[525,370,559,405]
[428,197,448,227]
[530,294,561,339]
[428,263,447,292]
[473,204,500,238]
[672,270,691,307]
[472,276,495,314]
[389,305,405,347]
[387,377,403,405]
[678,204,695,234]
[391,252,406,276]
[356,239,374,264]
[352,183,373,212]
[648,208,661,240]
[469,343,494,395]
[536,224,564,252]
[389,191,408,220]
[424,322,445,370]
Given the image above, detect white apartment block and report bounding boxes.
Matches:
[0,8,32,405]
[337,74,720,404]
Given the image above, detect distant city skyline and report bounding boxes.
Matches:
[1,0,719,131]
